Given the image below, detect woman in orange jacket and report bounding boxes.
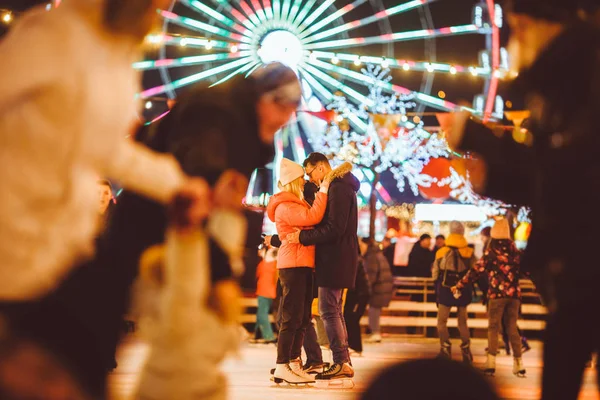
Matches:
[266,158,331,384]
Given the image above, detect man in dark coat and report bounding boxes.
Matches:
[288,153,360,380]
[447,2,600,398]
[407,234,435,277]
[5,63,301,397]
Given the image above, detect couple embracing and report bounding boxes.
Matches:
[267,152,360,384]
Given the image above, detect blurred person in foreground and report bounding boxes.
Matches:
[0,0,209,300]
[6,61,301,397]
[446,1,600,398]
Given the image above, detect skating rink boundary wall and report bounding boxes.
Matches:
[241,278,548,337]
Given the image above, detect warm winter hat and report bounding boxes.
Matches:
[505,0,580,22]
[279,158,304,186]
[449,221,465,236]
[491,219,511,240]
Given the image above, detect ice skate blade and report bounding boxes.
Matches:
[315,378,354,389]
[272,377,315,386]
[483,369,495,377]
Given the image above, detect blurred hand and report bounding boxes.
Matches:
[264,235,273,247]
[169,177,211,233]
[320,175,333,192]
[213,170,249,210]
[451,286,459,294]
[442,110,471,151]
[286,228,301,245]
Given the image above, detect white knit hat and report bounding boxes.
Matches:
[279,158,304,186]
[491,218,511,240]
[449,221,465,235]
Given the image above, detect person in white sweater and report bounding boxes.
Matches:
[0,0,209,300]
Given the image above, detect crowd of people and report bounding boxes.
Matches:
[0,0,598,399]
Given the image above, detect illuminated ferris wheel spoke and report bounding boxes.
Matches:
[160,35,235,49]
[280,0,292,22]
[207,0,256,31]
[307,58,471,113]
[211,60,260,86]
[300,63,373,107]
[287,0,303,26]
[308,51,489,77]
[292,0,317,27]
[302,0,438,42]
[238,0,263,25]
[305,24,489,50]
[298,67,367,130]
[261,0,273,19]
[248,0,268,22]
[134,51,250,71]
[299,0,336,30]
[271,0,281,20]
[180,0,249,36]
[140,57,253,98]
[299,0,368,39]
[160,10,250,43]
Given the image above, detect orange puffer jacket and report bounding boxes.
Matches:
[266,190,327,269]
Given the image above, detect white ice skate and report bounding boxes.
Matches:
[513,357,526,378]
[314,363,355,389]
[273,363,315,385]
[484,353,496,376]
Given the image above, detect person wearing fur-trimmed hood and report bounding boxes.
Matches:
[431,221,477,364]
[287,153,360,382]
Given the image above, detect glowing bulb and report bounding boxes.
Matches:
[403,63,410,71]
[145,101,153,110]
[309,52,317,61]
[230,45,238,53]
[401,115,408,122]
[205,40,213,50]
[46,4,52,11]
[180,38,188,47]
[2,12,13,24]
[438,91,446,99]
[450,66,457,75]
[413,116,421,124]
[336,115,344,122]
[146,34,163,44]
[381,59,389,69]
[426,63,435,73]
[470,67,479,76]
[354,58,362,66]
[331,56,339,65]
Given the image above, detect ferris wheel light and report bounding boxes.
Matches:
[426,63,435,73]
[402,62,410,71]
[205,40,213,50]
[469,67,479,76]
[146,34,163,45]
[401,115,408,122]
[450,66,457,75]
[354,58,362,66]
[309,52,317,61]
[331,56,340,65]
[230,44,238,53]
[180,38,188,47]
[2,11,13,23]
[145,101,153,110]
[258,30,304,69]
[381,59,389,69]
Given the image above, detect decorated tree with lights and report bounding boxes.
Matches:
[306,66,449,239]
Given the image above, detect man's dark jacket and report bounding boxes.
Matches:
[299,167,360,289]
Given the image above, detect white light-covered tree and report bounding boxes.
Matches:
[305,66,449,239]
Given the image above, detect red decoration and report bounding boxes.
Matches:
[418,158,452,201]
[302,110,337,123]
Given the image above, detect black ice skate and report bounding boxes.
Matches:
[314,363,355,389]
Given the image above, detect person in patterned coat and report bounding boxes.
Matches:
[453,219,526,377]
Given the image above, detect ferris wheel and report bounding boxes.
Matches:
[137,0,505,209]
[139,0,504,117]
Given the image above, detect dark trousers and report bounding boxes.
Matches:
[343,289,369,353]
[534,267,600,400]
[303,320,323,365]
[276,268,314,364]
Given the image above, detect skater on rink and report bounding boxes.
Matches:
[431,221,477,364]
[446,0,600,398]
[287,153,360,387]
[267,158,332,384]
[452,218,527,377]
